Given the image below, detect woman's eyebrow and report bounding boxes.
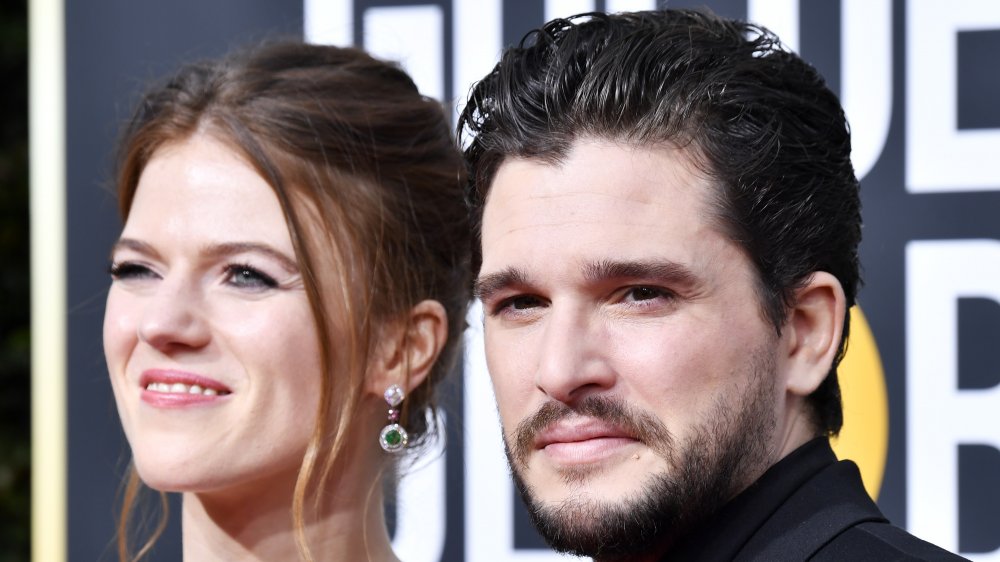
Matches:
[109,238,160,261]
[110,238,299,273]
[199,242,300,272]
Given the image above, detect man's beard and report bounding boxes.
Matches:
[504,351,777,561]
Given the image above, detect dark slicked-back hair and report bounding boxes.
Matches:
[458,9,861,436]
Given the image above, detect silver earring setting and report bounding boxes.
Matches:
[379,384,408,453]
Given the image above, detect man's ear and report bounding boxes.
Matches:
[783,272,847,397]
[368,300,449,397]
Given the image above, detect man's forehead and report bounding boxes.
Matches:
[482,141,715,241]
[484,139,710,208]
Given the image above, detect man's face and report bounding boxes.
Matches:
[477,139,789,558]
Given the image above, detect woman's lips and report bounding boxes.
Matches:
[139,369,232,408]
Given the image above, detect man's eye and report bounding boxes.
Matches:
[624,286,668,302]
[109,261,157,281]
[225,265,278,290]
[508,295,542,310]
[491,294,544,316]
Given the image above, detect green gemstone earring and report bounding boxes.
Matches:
[379,384,408,453]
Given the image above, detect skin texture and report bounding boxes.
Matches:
[104,133,449,561]
[476,138,845,560]
[105,133,322,496]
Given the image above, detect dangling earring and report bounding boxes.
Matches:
[379,384,408,453]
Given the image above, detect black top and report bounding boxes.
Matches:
[665,438,968,561]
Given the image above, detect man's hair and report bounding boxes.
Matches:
[458,9,861,436]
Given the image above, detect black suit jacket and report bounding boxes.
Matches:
[666,439,968,561]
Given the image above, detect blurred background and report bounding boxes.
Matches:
[0,0,29,560]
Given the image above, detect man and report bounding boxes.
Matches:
[459,9,965,561]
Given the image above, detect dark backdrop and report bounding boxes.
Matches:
[62,1,1000,560]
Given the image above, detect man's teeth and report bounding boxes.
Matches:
[145,382,224,396]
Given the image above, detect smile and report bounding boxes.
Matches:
[138,369,232,408]
[144,382,226,396]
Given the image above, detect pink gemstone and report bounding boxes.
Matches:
[384,384,405,407]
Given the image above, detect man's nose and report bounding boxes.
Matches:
[534,304,615,403]
[137,277,210,352]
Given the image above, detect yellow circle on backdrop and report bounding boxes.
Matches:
[830,306,890,500]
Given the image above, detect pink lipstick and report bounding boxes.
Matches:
[139,369,232,408]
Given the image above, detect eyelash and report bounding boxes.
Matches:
[622,286,673,304]
[108,261,279,290]
[223,264,278,290]
[108,261,157,281]
[491,295,545,317]
[488,286,674,317]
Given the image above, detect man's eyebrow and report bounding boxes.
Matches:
[582,259,699,287]
[474,267,531,301]
[110,238,299,272]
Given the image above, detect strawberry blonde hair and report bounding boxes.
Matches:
[112,42,470,561]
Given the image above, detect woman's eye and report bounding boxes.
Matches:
[109,261,157,281]
[225,265,278,290]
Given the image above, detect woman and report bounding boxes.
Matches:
[103,42,470,561]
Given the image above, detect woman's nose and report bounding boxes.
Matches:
[136,278,210,352]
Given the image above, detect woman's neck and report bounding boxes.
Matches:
[180,462,399,562]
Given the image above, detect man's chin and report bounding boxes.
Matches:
[525,452,667,496]
[513,466,688,560]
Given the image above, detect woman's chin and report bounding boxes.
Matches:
[134,453,303,499]
[134,467,213,494]
[133,454,238,494]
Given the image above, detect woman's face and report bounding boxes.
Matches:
[104,133,323,493]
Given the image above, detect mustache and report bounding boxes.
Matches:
[509,395,675,467]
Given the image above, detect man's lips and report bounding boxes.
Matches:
[535,419,638,448]
[511,396,673,466]
[534,419,640,463]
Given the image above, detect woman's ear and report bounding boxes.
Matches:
[783,272,847,397]
[368,300,449,396]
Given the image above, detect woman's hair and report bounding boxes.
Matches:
[113,41,471,561]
